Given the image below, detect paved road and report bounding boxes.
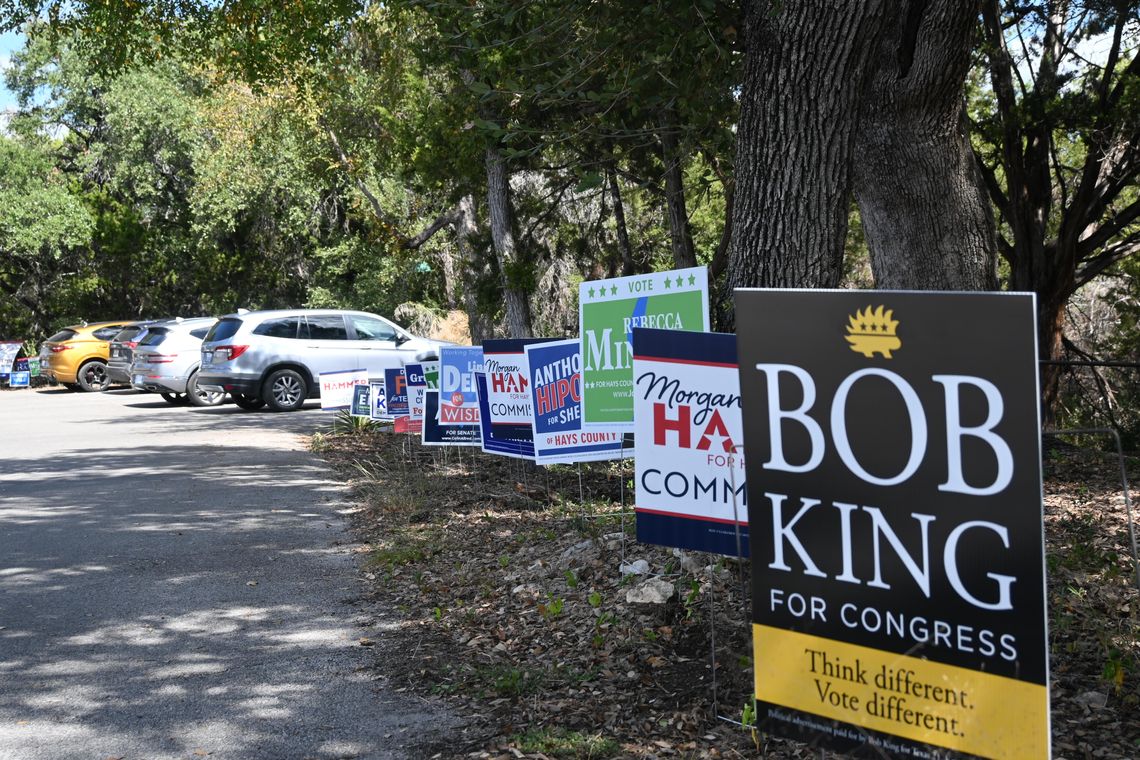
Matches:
[0,388,450,759]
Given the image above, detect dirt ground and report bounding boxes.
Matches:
[313,428,1140,759]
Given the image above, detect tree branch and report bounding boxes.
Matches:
[974,153,1011,219]
[403,208,460,250]
[1077,196,1140,259]
[1073,231,1140,290]
[323,123,390,226]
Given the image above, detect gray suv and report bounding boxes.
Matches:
[131,317,221,406]
[197,309,451,412]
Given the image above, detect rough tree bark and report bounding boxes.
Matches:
[724,0,891,328]
[607,166,636,277]
[658,111,698,270]
[485,144,534,338]
[853,0,998,290]
[452,195,491,344]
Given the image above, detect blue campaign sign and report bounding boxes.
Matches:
[632,328,748,558]
[404,363,426,387]
[475,373,534,460]
[8,371,30,388]
[351,383,372,417]
[421,390,480,446]
[438,346,483,425]
[385,367,409,416]
[523,339,623,465]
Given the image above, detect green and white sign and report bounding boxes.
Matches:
[579,266,709,431]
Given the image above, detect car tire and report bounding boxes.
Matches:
[160,392,188,405]
[186,371,226,407]
[231,393,266,411]
[62,383,82,392]
[76,360,111,392]
[263,369,308,412]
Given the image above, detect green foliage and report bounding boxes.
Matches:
[509,727,619,759]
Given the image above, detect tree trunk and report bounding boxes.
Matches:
[453,195,490,345]
[658,112,698,269]
[853,0,998,290]
[724,0,890,328]
[485,144,534,338]
[607,166,636,277]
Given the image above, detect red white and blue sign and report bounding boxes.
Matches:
[438,346,483,425]
[476,373,534,460]
[524,338,623,465]
[385,367,409,416]
[633,328,748,557]
[422,390,481,446]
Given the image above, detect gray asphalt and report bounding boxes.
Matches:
[0,387,451,760]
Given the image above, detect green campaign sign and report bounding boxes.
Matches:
[579,266,709,431]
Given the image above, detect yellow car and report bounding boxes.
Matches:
[39,321,133,391]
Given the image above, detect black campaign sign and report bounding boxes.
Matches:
[735,290,1047,758]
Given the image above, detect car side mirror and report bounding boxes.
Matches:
[395,333,411,346]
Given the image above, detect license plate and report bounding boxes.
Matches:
[132,374,145,385]
[111,348,121,358]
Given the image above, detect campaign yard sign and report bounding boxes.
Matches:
[438,347,483,425]
[579,266,709,432]
[0,341,21,375]
[482,338,558,425]
[525,339,623,465]
[632,328,747,557]
[350,383,372,417]
[476,373,534,460]
[369,380,390,421]
[8,371,29,387]
[422,390,481,446]
[400,363,427,433]
[319,369,369,411]
[421,360,440,390]
[735,290,1047,759]
[385,368,409,416]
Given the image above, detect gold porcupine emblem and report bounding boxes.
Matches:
[845,305,901,358]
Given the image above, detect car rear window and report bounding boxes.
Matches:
[93,326,123,340]
[205,318,243,342]
[47,329,77,342]
[253,317,302,339]
[138,328,170,347]
[305,315,349,340]
[113,325,146,343]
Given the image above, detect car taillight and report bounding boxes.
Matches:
[50,345,72,353]
[125,341,138,348]
[214,345,249,361]
[148,354,177,364]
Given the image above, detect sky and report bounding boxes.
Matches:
[0,29,22,115]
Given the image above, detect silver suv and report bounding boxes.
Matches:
[131,317,221,406]
[197,309,451,412]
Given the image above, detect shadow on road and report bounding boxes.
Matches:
[0,415,443,758]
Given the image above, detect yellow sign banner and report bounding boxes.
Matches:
[754,625,1048,758]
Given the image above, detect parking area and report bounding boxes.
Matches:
[0,388,448,760]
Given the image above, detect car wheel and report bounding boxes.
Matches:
[186,371,225,407]
[231,393,267,411]
[263,369,308,412]
[76,360,111,392]
[160,392,188,405]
